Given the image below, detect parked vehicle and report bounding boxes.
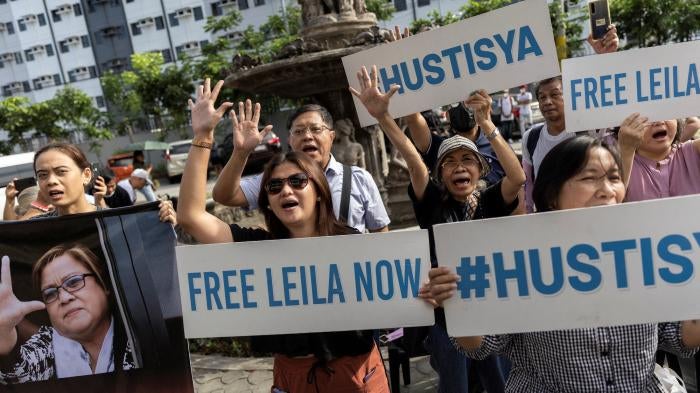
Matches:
[107,152,134,183]
[165,140,193,183]
[217,130,282,175]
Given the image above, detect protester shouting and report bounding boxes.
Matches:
[427,135,700,392]
[177,79,389,393]
[351,65,525,393]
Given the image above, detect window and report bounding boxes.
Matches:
[95,96,105,108]
[74,3,82,16]
[211,3,222,16]
[14,52,22,64]
[5,22,15,35]
[193,6,203,20]
[238,0,249,10]
[162,49,172,63]
[155,16,164,30]
[254,0,264,6]
[394,0,406,11]
[168,13,178,27]
[82,35,90,47]
[131,22,141,36]
[417,0,429,6]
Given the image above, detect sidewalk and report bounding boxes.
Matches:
[190,350,439,393]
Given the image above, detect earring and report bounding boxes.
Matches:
[267,205,272,210]
[317,197,321,202]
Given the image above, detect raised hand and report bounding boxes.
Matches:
[588,25,619,54]
[428,266,460,308]
[389,25,411,42]
[158,199,177,226]
[187,79,234,141]
[465,90,493,126]
[93,176,107,206]
[231,99,273,155]
[0,256,45,355]
[349,65,400,119]
[5,179,18,201]
[618,113,649,151]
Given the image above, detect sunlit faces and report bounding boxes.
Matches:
[35,150,91,209]
[638,119,678,157]
[557,147,625,210]
[40,254,110,342]
[288,111,335,168]
[536,80,565,123]
[439,149,482,202]
[266,162,319,230]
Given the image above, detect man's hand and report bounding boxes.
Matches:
[588,25,619,54]
[187,78,234,141]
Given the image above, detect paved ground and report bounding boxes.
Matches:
[190,350,439,393]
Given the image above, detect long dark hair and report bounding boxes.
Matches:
[533,135,623,212]
[258,152,354,238]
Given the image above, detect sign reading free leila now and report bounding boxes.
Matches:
[342,0,560,127]
[176,230,434,338]
[434,195,700,338]
[563,40,700,131]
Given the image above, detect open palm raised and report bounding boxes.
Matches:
[0,256,45,354]
[349,65,401,119]
[231,99,273,155]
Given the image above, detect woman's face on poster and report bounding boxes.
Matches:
[40,254,110,341]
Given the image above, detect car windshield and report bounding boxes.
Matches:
[170,143,191,155]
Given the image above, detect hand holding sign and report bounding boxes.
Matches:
[349,65,400,120]
[587,25,619,54]
[231,99,273,155]
[0,255,46,355]
[427,266,460,307]
[465,90,494,128]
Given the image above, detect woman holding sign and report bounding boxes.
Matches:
[350,65,525,393]
[616,115,700,202]
[177,79,389,393]
[0,244,133,383]
[429,135,700,392]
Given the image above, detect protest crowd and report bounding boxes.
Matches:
[1,5,700,393]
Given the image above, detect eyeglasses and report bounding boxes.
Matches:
[41,273,95,304]
[265,173,310,195]
[441,156,479,171]
[290,124,329,137]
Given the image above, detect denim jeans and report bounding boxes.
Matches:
[425,324,509,393]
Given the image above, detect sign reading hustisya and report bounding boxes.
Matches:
[342,0,560,127]
[433,195,700,338]
[176,231,434,338]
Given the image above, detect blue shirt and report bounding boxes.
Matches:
[240,155,390,232]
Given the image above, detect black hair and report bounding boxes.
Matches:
[421,110,443,133]
[535,76,563,99]
[286,104,334,130]
[533,135,623,212]
[447,104,476,133]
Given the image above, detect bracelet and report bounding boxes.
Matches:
[485,128,500,141]
[191,139,213,149]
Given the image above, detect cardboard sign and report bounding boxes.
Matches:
[433,195,700,337]
[176,230,434,338]
[342,0,559,127]
[563,40,700,131]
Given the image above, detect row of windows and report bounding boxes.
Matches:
[393,0,430,12]
[0,3,81,36]
[51,3,83,22]
[211,0,265,14]
[1,80,105,108]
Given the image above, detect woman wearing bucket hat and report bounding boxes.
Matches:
[351,65,525,393]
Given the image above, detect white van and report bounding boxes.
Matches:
[0,152,37,219]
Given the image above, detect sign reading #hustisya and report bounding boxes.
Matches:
[342,0,560,127]
[563,40,700,131]
[434,195,700,338]
[176,231,434,338]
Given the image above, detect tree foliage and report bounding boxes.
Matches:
[0,88,110,154]
[365,0,395,21]
[549,1,585,58]
[611,0,700,48]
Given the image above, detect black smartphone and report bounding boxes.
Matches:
[589,0,611,40]
[14,177,37,194]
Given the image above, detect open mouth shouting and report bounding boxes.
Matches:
[451,173,472,190]
[651,129,668,141]
[48,189,65,201]
[301,144,320,156]
[280,198,300,211]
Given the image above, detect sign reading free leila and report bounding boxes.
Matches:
[342,0,560,127]
[176,230,434,338]
[434,195,700,338]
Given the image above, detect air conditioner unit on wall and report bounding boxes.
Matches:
[175,7,193,18]
[183,41,199,50]
[57,4,73,14]
[8,82,24,92]
[74,67,89,75]
[29,45,45,54]
[219,0,236,7]
[66,36,81,45]
[39,75,54,82]
[0,24,6,32]
[137,17,154,27]
[1,53,14,62]
[22,15,38,23]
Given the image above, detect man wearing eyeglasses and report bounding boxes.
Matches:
[212,101,390,233]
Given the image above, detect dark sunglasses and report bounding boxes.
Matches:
[265,173,310,195]
[41,273,95,304]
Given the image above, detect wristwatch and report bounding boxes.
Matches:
[485,128,500,141]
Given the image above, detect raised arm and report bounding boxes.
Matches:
[0,256,45,355]
[466,90,525,203]
[178,79,237,244]
[616,113,649,187]
[587,25,619,54]
[350,65,430,200]
[3,180,18,221]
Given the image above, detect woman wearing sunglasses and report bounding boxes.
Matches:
[0,244,133,383]
[177,80,389,393]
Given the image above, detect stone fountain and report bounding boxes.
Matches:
[225,1,416,227]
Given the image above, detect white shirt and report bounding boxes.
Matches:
[117,179,136,203]
[517,91,533,115]
[522,123,576,176]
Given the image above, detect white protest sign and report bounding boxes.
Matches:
[433,195,700,337]
[342,0,559,127]
[563,40,700,132]
[176,230,434,338]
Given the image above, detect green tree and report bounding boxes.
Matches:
[410,0,508,34]
[458,0,511,19]
[0,97,34,154]
[549,1,585,59]
[611,0,700,48]
[365,0,395,21]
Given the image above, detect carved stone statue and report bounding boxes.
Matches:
[299,0,323,25]
[332,118,366,168]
